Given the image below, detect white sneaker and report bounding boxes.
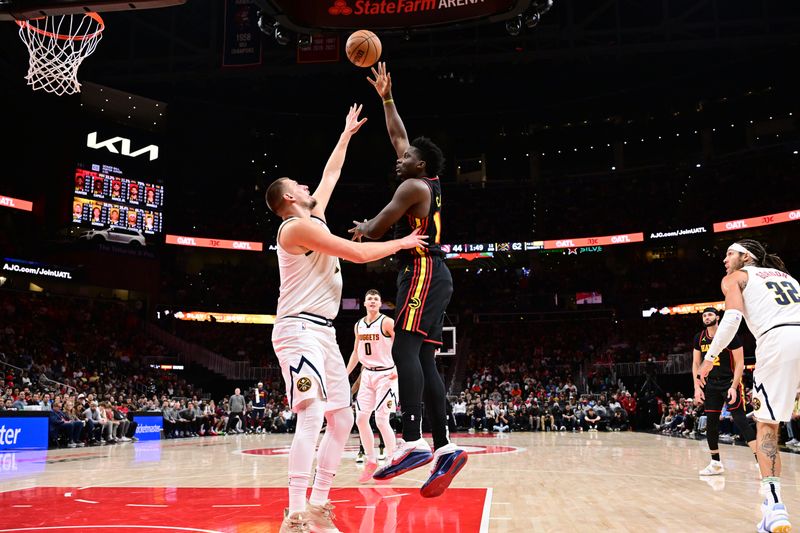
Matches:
[758,502,792,533]
[306,501,341,533]
[786,439,799,447]
[377,447,386,461]
[279,508,310,533]
[355,452,365,464]
[372,438,433,481]
[699,460,724,476]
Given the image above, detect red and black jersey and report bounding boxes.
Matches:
[693,329,743,381]
[396,176,444,264]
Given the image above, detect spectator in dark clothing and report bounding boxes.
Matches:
[609,408,629,431]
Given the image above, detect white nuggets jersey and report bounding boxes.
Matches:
[276,216,342,320]
[741,266,800,337]
[356,315,393,368]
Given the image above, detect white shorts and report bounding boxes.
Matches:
[272,319,350,413]
[355,367,398,416]
[752,325,800,423]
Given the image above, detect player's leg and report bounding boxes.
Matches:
[699,381,725,475]
[753,330,799,533]
[420,341,449,450]
[373,329,434,480]
[375,375,398,460]
[355,374,378,464]
[306,332,354,532]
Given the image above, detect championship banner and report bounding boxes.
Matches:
[223,0,263,67]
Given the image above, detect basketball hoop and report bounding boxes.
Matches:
[16,12,104,95]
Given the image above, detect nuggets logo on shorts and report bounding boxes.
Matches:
[409,297,421,309]
[752,397,761,411]
[386,400,393,409]
[297,377,312,393]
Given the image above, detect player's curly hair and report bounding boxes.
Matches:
[735,239,789,274]
[410,136,445,177]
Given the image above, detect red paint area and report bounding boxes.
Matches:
[0,486,488,533]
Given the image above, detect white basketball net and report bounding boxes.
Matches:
[16,13,104,96]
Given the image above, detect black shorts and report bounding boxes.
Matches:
[395,255,453,344]
[703,377,745,413]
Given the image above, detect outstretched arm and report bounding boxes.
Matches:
[279,217,426,264]
[348,179,428,240]
[367,62,409,158]
[311,104,368,218]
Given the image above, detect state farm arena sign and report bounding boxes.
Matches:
[262,0,527,31]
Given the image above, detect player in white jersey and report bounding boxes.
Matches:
[698,239,800,533]
[266,104,428,533]
[346,289,398,482]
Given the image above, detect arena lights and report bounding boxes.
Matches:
[165,234,263,252]
[172,311,276,324]
[642,301,724,318]
[712,208,800,233]
[0,195,33,212]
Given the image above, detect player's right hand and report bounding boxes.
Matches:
[694,387,704,403]
[367,61,392,99]
[398,227,428,250]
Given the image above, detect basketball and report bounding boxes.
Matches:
[346,30,381,68]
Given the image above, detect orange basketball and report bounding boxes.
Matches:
[346,30,381,68]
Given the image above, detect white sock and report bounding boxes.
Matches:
[310,407,353,506]
[288,400,325,514]
[762,477,782,505]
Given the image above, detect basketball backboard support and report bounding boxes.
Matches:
[0,0,186,21]
[437,326,456,357]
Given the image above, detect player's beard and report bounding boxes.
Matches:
[705,318,718,327]
[305,197,318,210]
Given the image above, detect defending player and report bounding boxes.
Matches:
[268,104,427,533]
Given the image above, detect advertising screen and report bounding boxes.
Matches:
[73,164,164,235]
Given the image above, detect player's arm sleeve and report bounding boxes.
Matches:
[705,275,745,361]
[727,334,743,350]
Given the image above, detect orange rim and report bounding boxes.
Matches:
[15,12,104,41]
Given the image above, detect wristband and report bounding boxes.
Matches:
[383,98,394,105]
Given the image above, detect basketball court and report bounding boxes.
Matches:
[2,432,795,532]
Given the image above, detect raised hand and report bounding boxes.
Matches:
[367,61,392,99]
[344,103,368,135]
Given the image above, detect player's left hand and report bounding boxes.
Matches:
[726,387,738,403]
[697,359,714,386]
[344,103,368,136]
[349,219,368,241]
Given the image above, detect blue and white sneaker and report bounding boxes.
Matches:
[420,443,468,498]
[757,502,792,533]
[372,438,433,481]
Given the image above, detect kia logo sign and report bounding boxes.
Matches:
[87,132,159,161]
